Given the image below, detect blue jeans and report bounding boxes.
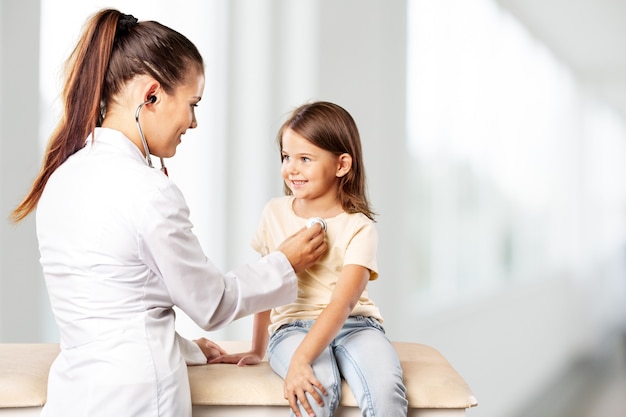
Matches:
[267,316,408,417]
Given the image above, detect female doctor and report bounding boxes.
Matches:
[11,9,326,417]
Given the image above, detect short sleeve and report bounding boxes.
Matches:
[343,221,379,280]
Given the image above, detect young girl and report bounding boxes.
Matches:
[11,10,325,417]
[213,101,408,416]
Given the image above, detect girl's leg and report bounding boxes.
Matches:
[334,317,408,417]
[267,322,342,417]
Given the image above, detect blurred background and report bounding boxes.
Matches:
[1,1,625,417]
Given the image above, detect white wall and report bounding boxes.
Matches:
[0,0,53,342]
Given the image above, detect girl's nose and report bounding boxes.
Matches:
[287,160,299,173]
[282,159,297,175]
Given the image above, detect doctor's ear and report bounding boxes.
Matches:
[143,80,161,104]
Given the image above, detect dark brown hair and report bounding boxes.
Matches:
[11,9,203,222]
[278,101,375,221]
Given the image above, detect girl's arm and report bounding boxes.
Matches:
[283,264,370,417]
[209,310,271,366]
[250,310,272,359]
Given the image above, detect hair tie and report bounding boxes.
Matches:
[117,13,138,35]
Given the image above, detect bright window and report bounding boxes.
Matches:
[406,0,626,303]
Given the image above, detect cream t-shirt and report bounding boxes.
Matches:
[252,196,384,334]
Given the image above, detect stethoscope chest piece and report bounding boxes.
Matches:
[306,217,327,232]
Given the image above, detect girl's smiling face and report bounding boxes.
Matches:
[280,128,350,213]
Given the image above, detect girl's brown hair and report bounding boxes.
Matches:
[11,9,203,222]
[277,101,375,221]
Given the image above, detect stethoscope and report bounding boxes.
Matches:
[135,95,168,176]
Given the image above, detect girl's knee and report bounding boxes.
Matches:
[294,390,339,417]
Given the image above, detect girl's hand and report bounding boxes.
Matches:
[283,359,327,417]
[193,338,227,362]
[208,351,264,366]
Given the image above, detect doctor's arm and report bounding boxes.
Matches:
[139,183,326,332]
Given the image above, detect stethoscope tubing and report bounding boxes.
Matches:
[135,100,154,168]
[134,99,168,176]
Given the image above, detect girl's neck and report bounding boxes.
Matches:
[292,197,343,219]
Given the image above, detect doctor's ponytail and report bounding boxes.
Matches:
[11,10,118,222]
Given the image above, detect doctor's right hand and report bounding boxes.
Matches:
[277,224,327,274]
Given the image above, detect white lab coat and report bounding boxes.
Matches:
[36,128,297,417]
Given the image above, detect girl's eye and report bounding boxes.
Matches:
[282,155,290,162]
[302,157,310,163]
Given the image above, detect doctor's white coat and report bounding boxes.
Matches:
[36,128,297,417]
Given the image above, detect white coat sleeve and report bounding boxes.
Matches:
[176,333,207,365]
[138,181,297,331]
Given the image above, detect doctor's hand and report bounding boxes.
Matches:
[209,351,264,367]
[194,338,227,362]
[277,224,327,274]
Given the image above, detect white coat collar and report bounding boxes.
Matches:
[86,127,149,167]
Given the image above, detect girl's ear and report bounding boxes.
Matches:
[336,153,352,178]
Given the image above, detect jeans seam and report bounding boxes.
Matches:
[335,345,375,417]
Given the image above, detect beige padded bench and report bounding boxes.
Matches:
[0,341,477,416]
